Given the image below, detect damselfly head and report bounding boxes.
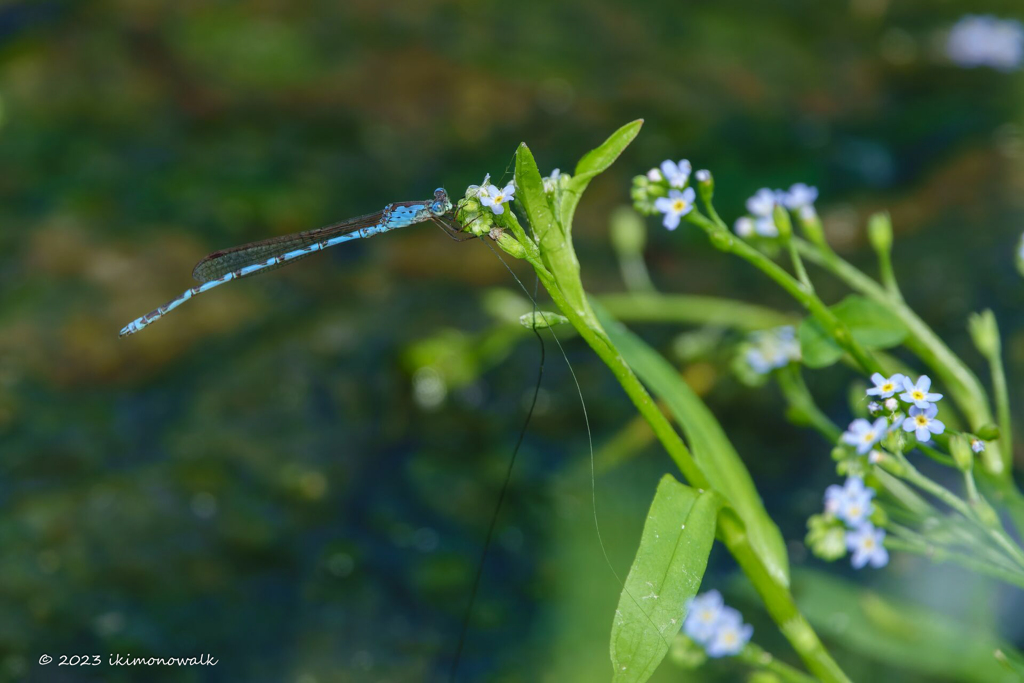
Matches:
[430,188,452,216]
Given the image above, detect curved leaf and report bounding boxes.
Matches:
[610,474,720,683]
[560,120,643,231]
[594,301,791,587]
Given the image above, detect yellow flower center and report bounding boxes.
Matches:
[863,538,875,549]
[671,199,686,212]
[915,415,928,427]
[863,431,876,443]
[912,390,924,400]
[848,504,861,518]
[493,193,505,203]
[881,382,893,392]
[722,632,737,645]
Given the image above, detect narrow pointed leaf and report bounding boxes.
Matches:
[594,301,791,587]
[515,142,586,308]
[560,120,643,231]
[610,474,720,683]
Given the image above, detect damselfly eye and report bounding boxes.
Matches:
[430,201,445,215]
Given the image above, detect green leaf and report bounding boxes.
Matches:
[799,295,908,369]
[514,143,561,244]
[560,120,643,231]
[610,474,720,683]
[594,301,791,587]
[798,317,844,368]
[515,143,587,310]
[791,569,1024,683]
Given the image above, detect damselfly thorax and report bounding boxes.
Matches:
[119,189,473,337]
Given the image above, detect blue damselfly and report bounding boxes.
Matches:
[119,189,472,337]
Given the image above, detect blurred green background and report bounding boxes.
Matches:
[3,1,1024,681]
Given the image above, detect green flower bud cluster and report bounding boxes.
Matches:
[631,172,670,216]
[455,188,496,237]
[806,513,847,561]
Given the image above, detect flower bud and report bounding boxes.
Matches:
[695,169,714,205]
[967,309,1001,358]
[876,454,907,477]
[868,212,893,255]
[796,209,827,248]
[977,423,1001,441]
[669,634,707,669]
[489,227,526,259]
[609,207,646,257]
[772,204,793,241]
[806,513,847,561]
[869,503,889,527]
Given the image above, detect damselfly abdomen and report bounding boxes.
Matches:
[119,189,469,337]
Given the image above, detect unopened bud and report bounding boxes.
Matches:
[967,309,1001,358]
[695,169,714,205]
[772,204,793,241]
[610,207,646,256]
[868,212,893,255]
[977,423,1001,441]
[490,227,526,259]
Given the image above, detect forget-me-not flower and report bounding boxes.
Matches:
[884,397,899,413]
[468,174,493,200]
[825,477,875,526]
[654,187,696,230]
[734,216,755,238]
[902,405,945,441]
[660,159,692,188]
[746,188,777,217]
[947,15,1024,71]
[972,438,986,453]
[480,182,516,215]
[841,417,888,454]
[867,372,906,399]
[704,607,753,658]
[745,326,800,374]
[682,590,725,643]
[847,523,889,569]
[753,216,779,237]
[782,183,818,210]
[899,375,942,409]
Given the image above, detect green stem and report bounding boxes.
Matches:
[738,642,819,683]
[876,243,903,302]
[718,511,852,683]
[786,238,814,293]
[793,239,1004,475]
[497,254,850,683]
[915,443,957,468]
[987,329,1013,469]
[596,293,795,330]
[897,456,1024,570]
[775,365,842,442]
[885,536,1024,589]
[688,212,882,376]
